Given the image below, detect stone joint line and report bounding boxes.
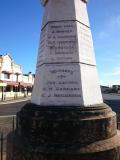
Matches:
[41,20,90,31]
[37,62,96,68]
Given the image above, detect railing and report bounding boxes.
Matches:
[0,116,16,160]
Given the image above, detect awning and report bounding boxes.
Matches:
[0,80,19,86]
[14,72,21,75]
[0,80,32,87]
[0,83,7,87]
[20,82,33,87]
[6,81,19,86]
[2,70,13,74]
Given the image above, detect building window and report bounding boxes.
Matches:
[4,73,10,79]
[13,86,20,92]
[5,85,11,92]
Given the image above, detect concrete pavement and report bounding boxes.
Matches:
[0,96,31,105]
[103,93,120,100]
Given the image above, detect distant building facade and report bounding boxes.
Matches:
[0,54,34,101]
[101,85,111,93]
[112,85,120,93]
[112,85,120,90]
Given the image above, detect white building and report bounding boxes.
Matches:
[0,54,34,101]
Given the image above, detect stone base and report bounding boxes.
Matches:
[7,103,120,160]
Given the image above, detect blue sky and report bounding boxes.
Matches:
[0,0,120,85]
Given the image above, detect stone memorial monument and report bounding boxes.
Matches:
[7,0,120,160]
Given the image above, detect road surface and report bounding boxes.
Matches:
[0,99,30,116]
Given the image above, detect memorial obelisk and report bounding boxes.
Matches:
[32,0,103,106]
[7,0,120,160]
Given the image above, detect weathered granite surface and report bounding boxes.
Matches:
[7,103,120,160]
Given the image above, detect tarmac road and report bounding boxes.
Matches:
[0,99,30,116]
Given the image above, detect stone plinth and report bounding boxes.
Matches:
[7,103,120,160]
